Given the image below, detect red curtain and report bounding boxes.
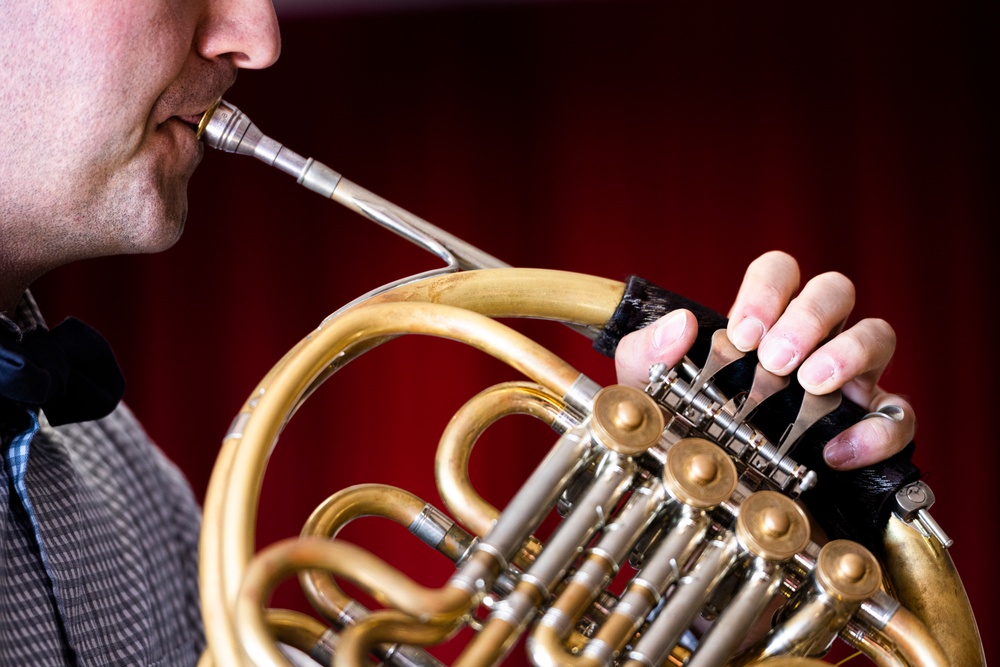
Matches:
[33,1,996,663]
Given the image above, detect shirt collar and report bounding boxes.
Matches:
[0,290,47,342]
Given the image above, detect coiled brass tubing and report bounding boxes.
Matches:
[436,381,567,536]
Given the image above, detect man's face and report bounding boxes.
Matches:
[0,0,280,269]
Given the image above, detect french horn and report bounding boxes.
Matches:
[194,100,985,667]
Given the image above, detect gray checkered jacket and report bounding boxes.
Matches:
[1,293,205,666]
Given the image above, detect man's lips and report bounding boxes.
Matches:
[162,97,224,132]
[160,117,204,168]
[174,113,208,131]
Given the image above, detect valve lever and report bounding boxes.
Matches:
[733,364,790,423]
[773,390,843,465]
[685,330,745,408]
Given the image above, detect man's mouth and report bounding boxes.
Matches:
[175,113,207,130]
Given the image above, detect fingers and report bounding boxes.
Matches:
[729,254,857,380]
[724,253,910,469]
[727,251,801,351]
[614,309,698,388]
[794,317,910,470]
[755,271,855,376]
[797,318,895,396]
[614,249,914,472]
[823,394,917,470]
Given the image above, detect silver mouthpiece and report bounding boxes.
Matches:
[197,99,343,197]
[197,99,254,154]
[196,98,509,274]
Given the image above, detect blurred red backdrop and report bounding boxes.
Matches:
[32,1,996,664]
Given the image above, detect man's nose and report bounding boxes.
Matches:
[197,0,281,70]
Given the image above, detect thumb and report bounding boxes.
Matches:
[614,309,698,388]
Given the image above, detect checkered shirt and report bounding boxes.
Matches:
[1,292,205,666]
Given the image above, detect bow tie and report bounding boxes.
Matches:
[0,317,126,427]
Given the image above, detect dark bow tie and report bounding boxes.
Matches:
[0,317,126,427]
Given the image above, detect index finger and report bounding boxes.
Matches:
[726,251,801,352]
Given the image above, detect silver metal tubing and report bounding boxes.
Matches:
[201,98,613,341]
[487,429,592,556]
[326,602,448,667]
[858,590,902,631]
[628,508,710,602]
[489,454,636,642]
[522,454,636,592]
[201,100,507,273]
[732,586,856,663]
[582,508,711,665]
[528,481,667,666]
[684,559,784,667]
[409,505,456,548]
[586,482,667,572]
[626,532,741,666]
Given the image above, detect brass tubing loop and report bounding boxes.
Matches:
[435,381,568,536]
[200,270,625,666]
[197,100,984,667]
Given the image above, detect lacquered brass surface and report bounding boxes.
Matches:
[199,100,985,666]
[298,484,431,626]
[198,269,625,666]
[662,437,739,509]
[737,491,810,562]
[590,385,665,457]
[882,514,986,667]
[814,540,881,602]
[197,267,987,667]
[435,381,565,536]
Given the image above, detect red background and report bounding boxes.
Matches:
[33,2,996,663]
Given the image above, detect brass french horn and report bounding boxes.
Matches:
[194,100,984,667]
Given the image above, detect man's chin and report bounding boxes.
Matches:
[110,192,189,256]
[141,210,187,254]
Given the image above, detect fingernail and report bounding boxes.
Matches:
[800,356,835,389]
[758,337,796,372]
[824,439,854,468]
[652,310,686,350]
[731,317,764,351]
